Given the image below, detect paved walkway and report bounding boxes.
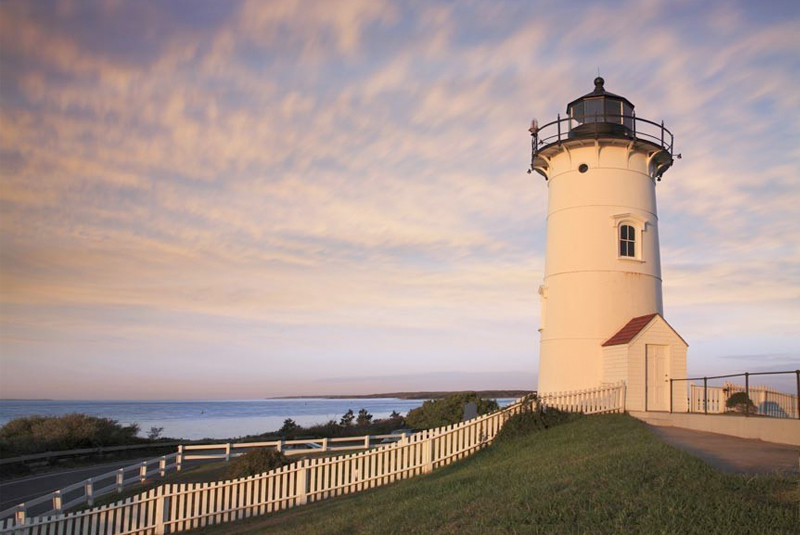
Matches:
[648,424,799,475]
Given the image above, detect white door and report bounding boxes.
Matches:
[646,345,670,411]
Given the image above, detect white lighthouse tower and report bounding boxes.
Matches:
[531,78,687,411]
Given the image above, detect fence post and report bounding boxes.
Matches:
[140,461,148,483]
[52,490,63,513]
[703,377,708,415]
[296,460,308,505]
[321,438,328,452]
[116,468,124,493]
[176,445,183,472]
[85,478,94,506]
[364,435,370,450]
[423,438,434,473]
[225,443,232,461]
[796,370,799,420]
[159,456,167,477]
[14,505,26,526]
[154,485,168,535]
[276,440,283,453]
[745,373,750,417]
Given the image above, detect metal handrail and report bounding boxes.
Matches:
[530,113,674,163]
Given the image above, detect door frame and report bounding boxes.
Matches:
[645,344,670,411]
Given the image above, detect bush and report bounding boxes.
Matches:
[226,448,290,479]
[0,413,141,457]
[725,392,756,413]
[405,393,499,430]
[495,402,576,443]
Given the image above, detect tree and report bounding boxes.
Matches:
[356,409,373,426]
[389,410,402,419]
[279,418,298,435]
[340,409,355,426]
[147,427,164,440]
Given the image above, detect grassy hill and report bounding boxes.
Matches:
[192,414,797,534]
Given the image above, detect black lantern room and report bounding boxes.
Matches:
[567,77,634,138]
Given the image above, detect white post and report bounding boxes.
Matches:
[276,440,283,453]
[154,486,167,535]
[14,505,26,526]
[296,460,308,505]
[140,461,148,483]
[225,443,232,461]
[52,490,63,513]
[364,435,370,450]
[176,445,183,471]
[85,478,94,506]
[159,456,167,477]
[321,438,328,452]
[116,468,124,493]
[423,438,434,473]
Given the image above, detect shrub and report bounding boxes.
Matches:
[0,413,141,457]
[226,448,290,479]
[405,393,499,430]
[495,402,576,443]
[725,392,756,412]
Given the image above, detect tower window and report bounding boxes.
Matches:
[620,224,635,257]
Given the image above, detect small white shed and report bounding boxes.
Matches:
[601,313,688,412]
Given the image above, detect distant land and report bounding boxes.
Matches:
[275,390,535,400]
[0,399,55,401]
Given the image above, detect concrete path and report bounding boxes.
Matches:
[648,424,799,476]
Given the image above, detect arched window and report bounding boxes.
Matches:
[620,224,636,257]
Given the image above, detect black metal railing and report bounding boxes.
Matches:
[529,112,674,165]
[670,370,800,419]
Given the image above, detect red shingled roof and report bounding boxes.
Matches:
[602,313,658,347]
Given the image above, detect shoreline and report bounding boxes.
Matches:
[272,390,535,400]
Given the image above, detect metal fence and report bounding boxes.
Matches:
[670,370,800,419]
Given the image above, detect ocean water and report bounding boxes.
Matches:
[0,398,517,440]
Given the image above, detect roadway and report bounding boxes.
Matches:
[0,457,157,515]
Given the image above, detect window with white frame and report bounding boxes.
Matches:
[611,213,647,261]
[619,224,636,258]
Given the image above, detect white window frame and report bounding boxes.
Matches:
[610,213,647,262]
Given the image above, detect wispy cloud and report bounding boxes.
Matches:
[1,0,798,399]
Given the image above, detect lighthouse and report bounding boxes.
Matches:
[531,78,687,412]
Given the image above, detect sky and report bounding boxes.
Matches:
[1,0,798,400]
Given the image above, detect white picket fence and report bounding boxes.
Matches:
[0,435,408,520]
[539,382,626,414]
[0,385,625,535]
[689,382,798,418]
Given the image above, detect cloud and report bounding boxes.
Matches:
[0,0,798,399]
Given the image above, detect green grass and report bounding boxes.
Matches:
[187,414,797,535]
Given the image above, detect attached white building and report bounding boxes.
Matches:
[530,78,686,412]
